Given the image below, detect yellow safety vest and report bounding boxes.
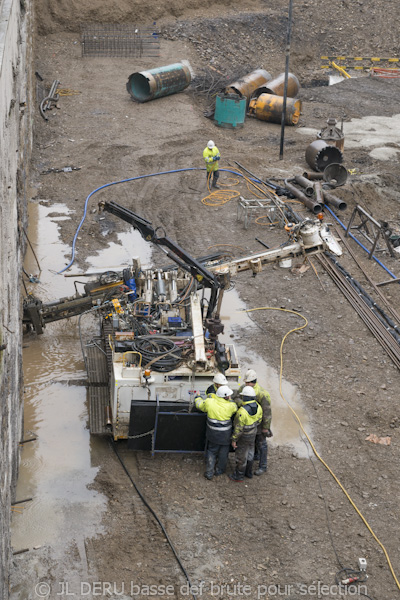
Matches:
[203,146,220,172]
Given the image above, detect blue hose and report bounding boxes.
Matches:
[58,167,255,273]
[324,204,397,279]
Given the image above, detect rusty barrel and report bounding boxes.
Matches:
[248,93,302,125]
[305,140,343,172]
[226,69,272,102]
[253,72,300,99]
[127,62,191,103]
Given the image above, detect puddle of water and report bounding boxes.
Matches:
[220,288,310,457]
[87,229,152,271]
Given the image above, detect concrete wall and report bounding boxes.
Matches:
[0,0,32,596]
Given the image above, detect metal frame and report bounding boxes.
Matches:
[237,196,281,229]
[151,396,206,457]
[345,205,396,259]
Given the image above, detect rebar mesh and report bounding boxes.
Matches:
[81,24,161,58]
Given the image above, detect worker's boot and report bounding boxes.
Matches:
[254,467,267,476]
[229,470,244,482]
[245,460,254,479]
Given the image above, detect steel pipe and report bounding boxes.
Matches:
[253,72,300,98]
[126,62,191,102]
[294,175,314,196]
[284,179,322,213]
[303,171,323,181]
[322,190,347,211]
[248,94,301,125]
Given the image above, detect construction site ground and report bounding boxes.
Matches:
[12,0,400,598]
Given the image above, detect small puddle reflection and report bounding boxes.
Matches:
[221,289,310,457]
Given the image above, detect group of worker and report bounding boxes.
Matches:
[195,370,272,482]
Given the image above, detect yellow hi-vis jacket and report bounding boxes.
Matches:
[232,400,262,442]
[203,146,220,173]
[195,393,237,444]
[237,382,272,430]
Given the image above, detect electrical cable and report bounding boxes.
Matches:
[201,171,241,206]
[242,306,400,592]
[109,441,197,600]
[57,167,260,275]
[132,336,182,372]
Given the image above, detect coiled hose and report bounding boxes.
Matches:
[132,336,182,372]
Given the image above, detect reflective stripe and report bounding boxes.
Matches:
[208,418,231,426]
[207,423,232,432]
[243,424,257,431]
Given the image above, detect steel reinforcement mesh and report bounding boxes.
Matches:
[81,24,161,58]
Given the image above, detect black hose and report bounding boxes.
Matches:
[133,336,183,372]
[110,441,197,600]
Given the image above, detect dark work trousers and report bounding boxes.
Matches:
[206,170,219,187]
[205,442,230,477]
[255,432,268,472]
[235,432,256,477]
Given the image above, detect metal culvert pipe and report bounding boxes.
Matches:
[253,72,300,99]
[284,179,322,213]
[305,140,343,172]
[248,94,302,125]
[226,69,272,102]
[126,62,191,103]
[294,175,314,197]
[322,190,347,211]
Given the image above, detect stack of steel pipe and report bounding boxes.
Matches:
[284,176,347,214]
[317,253,400,370]
[248,72,302,126]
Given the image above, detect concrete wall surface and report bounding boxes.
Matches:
[0,0,32,596]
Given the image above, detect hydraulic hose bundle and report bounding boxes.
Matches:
[132,336,183,372]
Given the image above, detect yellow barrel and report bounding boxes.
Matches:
[248,93,302,125]
[226,69,272,101]
[253,72,300,98]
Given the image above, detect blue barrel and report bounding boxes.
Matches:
[127,63,191,103]
[214,93,246,129]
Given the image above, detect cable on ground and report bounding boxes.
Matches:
[242,306,400,592]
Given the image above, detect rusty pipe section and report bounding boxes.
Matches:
[127,62,191,102]
[322,190,347,211]
[253,72,300,99]
[294,175,314,197]
[226,69,272,101]
[248,94,301,125]
[303,171,323,181]
[284,179,322,214]
[314,181,324,206]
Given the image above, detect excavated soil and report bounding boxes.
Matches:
[12,1,400,599]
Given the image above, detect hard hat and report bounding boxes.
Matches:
[244,369,257,383]
[213,373,227,385]
[240,385,256,398]
[216,385,233,398]
[207,140,215,149]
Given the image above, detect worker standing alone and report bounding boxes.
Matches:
[203,140,221,189]
[230,386,263,482]
[195,385,237,480]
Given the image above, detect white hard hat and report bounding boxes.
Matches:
[207,140,215,149]
[216,385,233,398]
[240,385,256,398]
[244,369,257,383]
[213,373,227,385]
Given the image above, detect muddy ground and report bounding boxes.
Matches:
[11,1,400,599]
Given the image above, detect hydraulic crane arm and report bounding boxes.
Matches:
[99,200,221,317]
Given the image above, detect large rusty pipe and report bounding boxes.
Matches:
[322,190,347,211]
[127,62,191,102]
[226,69,272,102]
[248,93,301,125]
[253,72,300,98]
[294,175,314,197]
[284,179,322,214]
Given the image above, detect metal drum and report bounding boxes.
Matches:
[253,72,300,98]
[226,69,272,102]
[214,93,246,129]
[127,62,191,102]
[248,93,302,125]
